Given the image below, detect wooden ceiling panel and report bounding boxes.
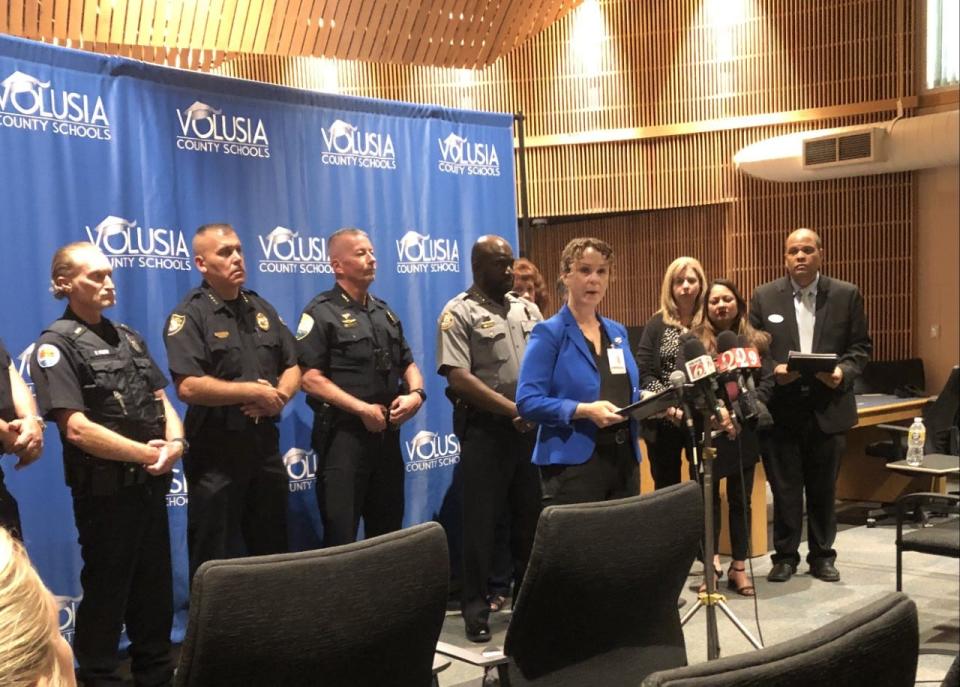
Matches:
[1,0,580,69]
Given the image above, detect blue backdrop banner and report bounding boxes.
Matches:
[0,33,517,643]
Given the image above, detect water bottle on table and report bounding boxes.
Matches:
[906,417,925,467]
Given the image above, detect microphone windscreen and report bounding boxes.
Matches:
[717,330,738,353]
[682,336,707,360]
[669,369,686,389]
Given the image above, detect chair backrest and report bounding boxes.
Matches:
[640,592,918,687]
[854,358,926,395]
[503,481,702,686]
[924,366,960,454]
[174,522,449,687]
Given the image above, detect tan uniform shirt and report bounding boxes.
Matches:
[436,288,543,401]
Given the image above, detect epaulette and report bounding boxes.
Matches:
[46,319,87,339]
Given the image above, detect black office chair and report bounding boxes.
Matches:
[174,522,449,687]
[640,592,919,687]
[895,491,960,592]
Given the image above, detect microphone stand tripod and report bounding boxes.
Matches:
[680,425,763,659]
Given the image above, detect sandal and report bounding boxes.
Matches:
[488,594,508,612]
[695,567,724,594]
[727,565,756,597]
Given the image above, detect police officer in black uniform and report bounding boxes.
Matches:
[164,223,300,580]
[0,336,45,539]
[296,228,424,547]
[31,242,183,687]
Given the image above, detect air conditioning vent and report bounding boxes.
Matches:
[803,127,886,168]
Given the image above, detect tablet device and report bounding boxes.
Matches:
[786,351,837,375]
[616,387,681,421]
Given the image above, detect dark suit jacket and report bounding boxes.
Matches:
[749,274,872,434]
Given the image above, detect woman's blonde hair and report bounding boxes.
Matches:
[659,256,706,329]
[50,241,95,300]
[0,527,68,686]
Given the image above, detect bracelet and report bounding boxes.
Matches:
[170,437,190,454]
[410,388,427,402]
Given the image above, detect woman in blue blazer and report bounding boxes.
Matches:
[516,237,642,506]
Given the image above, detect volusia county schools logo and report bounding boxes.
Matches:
[283,448,317,492]
[85,215,192,271]
[320,119,396,170]
[166,466,188,507]
[176,100,270,158]
[0,70,111,141]
[395,230,460,275]
[55,594,83,643]
[17,343,34,389]
[404,430,460,473]
[257,226,332,275]
[437,132,500,177]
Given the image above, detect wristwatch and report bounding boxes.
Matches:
[170,437,190,454]
[25,414,47,431]
[410,388,427,403]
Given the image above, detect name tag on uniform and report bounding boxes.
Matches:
[607,347,627,375]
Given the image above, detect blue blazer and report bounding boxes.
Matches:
[516,305,642,466]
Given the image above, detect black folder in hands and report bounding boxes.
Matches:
[787,351,837,375]
[616,387,681,421]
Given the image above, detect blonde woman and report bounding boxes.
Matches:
[635,257,707,488]
[0,527,76,687]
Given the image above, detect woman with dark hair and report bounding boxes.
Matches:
[688,278,774,595]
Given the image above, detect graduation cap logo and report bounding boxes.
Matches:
[407,430,438,460]
[90,216,136,241]
[440,132,468,159]
[264,226,298,250]
[182,101,222,123]
[0,70,50,105]
[396,230,429,261]
[326,119,358,144]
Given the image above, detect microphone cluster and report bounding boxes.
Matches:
[677,334,762,428]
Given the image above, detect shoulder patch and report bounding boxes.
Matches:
[296,313,315,340]
[168,313,186,336]
[440,312,455,331]
[36,343,61,368]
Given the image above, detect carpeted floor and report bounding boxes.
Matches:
[436,496,960,687]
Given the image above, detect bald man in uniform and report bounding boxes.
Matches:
[296,228,424,547]
[164,223,300,579]
[437,235,543,642]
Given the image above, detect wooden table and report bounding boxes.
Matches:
[836,395,935,502]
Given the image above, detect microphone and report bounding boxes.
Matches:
[669,369,694,429]
[669,369,699,467]
[681,337,727,422]
[736,334,762,421]
[714,331,745,423]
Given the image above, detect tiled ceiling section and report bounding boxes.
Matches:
[0,0,582,68]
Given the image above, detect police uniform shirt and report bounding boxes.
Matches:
[164,282,297,388]
[0,338,14,422]
[296,284,414,405]
[436,289,543,400]
[32,309,168,421]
